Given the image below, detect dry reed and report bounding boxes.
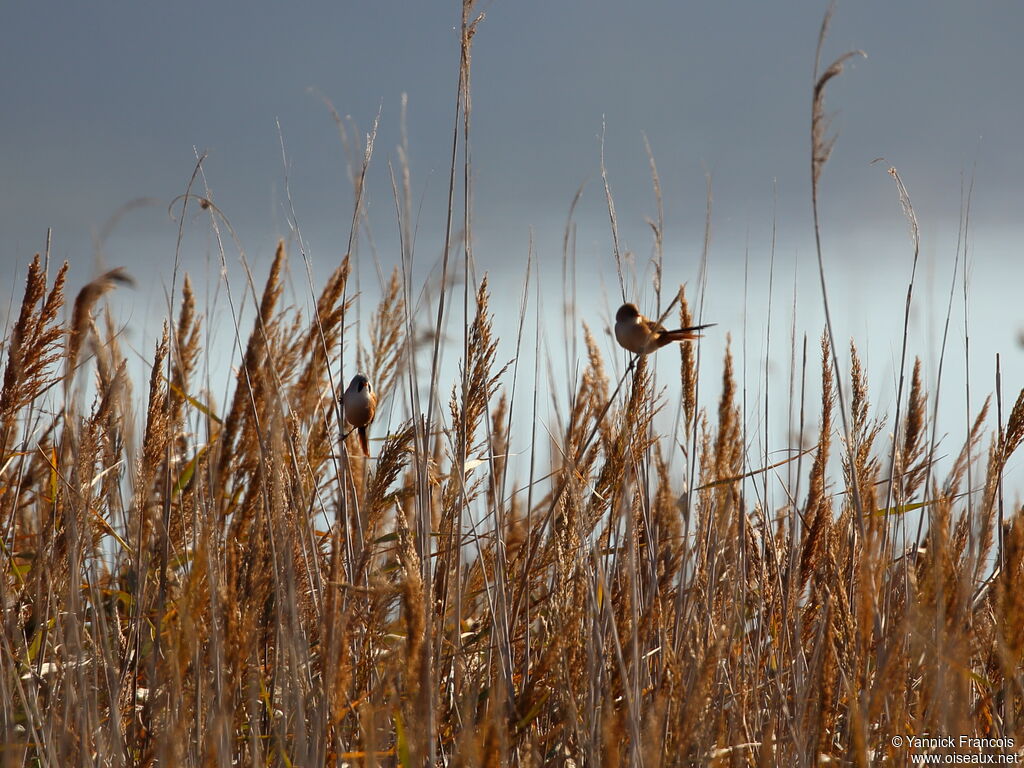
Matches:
[2,7,1022,767]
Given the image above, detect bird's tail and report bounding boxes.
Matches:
[358,426,370,456]
[662,322,716,342]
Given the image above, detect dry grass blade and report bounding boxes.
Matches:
[1,257,68,441]
[811,6,867,188]
[216,241,286,487]
[66,267,134,386]
[799,332,833,591]
[810,5,867,538]
[5,6,1023,766]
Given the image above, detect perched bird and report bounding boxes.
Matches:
[342,374,377,456]
[614,302,714,355]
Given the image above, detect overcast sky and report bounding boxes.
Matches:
[4,1,1022,266]
[2,1,1022,476]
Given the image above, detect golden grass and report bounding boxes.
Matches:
[3,6,1022,766]
[2,241,1023,766]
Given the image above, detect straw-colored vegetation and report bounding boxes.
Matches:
[3,4,1024,767]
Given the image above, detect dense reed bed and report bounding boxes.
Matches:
[3,4,1024,767]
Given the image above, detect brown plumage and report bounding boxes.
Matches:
[342,374,377,456]
[613,302,714,355]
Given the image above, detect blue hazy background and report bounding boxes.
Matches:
[2,1,1022,493]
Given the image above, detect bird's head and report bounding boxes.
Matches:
[349,374,371,393]
[615,303,640,323]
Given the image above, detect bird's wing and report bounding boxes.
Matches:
[643,317,671,336]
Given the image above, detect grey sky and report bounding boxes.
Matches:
[3,1,1022,267]
[2,1,1023,470]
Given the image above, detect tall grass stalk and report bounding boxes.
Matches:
[3,7,1023,768]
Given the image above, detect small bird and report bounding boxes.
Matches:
[614,303,714,355]
[342,374,377,456]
